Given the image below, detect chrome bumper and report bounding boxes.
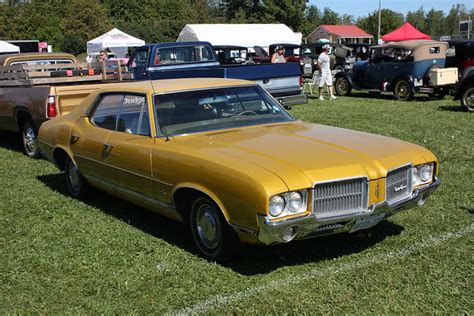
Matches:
[257,177,441,245]
[275,94,308,107]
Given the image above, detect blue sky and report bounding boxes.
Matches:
[308,0,472,18]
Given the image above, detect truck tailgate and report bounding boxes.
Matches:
[53,84,104,116]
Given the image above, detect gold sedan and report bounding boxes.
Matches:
[38,78,440,261]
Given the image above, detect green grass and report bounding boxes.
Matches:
[1,93,473,314]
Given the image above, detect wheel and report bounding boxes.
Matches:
[335,76,352,96]
[189,195,241,261]
[393,79,414,101]
[22,120,40,158]
[460,83,474,112]
[65,156,90,199]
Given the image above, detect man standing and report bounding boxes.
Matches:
[317,44,337,100]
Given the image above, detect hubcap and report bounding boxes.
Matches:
[337,78,347,94]
[23,127,37,155]
[196,204,220,250]
[397,81,410,99]
[67,161,81,192]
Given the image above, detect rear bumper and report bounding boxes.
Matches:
[257,177,441,245]
[274,94,308,107]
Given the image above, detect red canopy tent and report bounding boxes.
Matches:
[381,22,431,42]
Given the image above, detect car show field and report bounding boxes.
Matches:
[1,93,472,314]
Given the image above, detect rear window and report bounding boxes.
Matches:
[154,45,214,65]
[429,47,441,54]
[10,59,74,66]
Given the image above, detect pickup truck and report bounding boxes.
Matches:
[0,53,126,158]
[127,41,306,106]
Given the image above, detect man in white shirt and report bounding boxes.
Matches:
[317,44,337,100]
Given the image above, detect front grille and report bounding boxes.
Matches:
[386,165,412,204]
[313,178,369,221]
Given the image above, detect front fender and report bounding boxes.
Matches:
[334,71,356,89]
[453,75,474,100]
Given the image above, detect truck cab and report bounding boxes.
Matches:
[127,42,306,107]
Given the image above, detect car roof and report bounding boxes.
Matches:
[95,78,257,95]
[373,40,447,51]
[0,52,77,66]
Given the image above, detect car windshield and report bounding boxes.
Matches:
[154,86,294,136]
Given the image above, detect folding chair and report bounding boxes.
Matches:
[303,70,319,96]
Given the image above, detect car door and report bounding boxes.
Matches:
[70,94,122,181]
[104,94,155,199]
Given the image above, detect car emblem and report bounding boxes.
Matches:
[394,184,407,192]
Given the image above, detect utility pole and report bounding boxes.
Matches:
[377,0,382,43]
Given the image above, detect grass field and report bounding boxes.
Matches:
[1,93,473,314]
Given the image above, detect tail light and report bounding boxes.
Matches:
[47,95,57,118]
[299,75,303,87]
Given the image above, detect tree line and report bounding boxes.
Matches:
[0,0,472,55]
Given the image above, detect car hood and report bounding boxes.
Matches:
[175,121,436,190]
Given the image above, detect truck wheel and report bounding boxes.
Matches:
[21,120,40,158]
[393,79,414,101]
[460,83,474,112]
[190,195,241,261]
[335,76,351,96]
[65,156,90,199]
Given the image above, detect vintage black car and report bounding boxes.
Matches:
[445,40,474,79]
[334,40,459,101]
[453,68,473,111]
[214,45,250,65]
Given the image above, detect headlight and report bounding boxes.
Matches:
[268,190,308,219]
[269,195,285,217]
[420,164,433,182]
[412,163,434,187]
[288,191,303,212]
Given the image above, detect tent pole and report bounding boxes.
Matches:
[377,0,382,43]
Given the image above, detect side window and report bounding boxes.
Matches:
[133,50,149,69]
[90,94,124,130]
[156,48,174,64]
[117,95,150,136]
[429,46,441,54]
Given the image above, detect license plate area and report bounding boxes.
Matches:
[349,213,385,233]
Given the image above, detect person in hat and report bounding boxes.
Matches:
[317,44,337,100]
[271,46,286,63]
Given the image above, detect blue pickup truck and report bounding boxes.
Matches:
[127,42,307,106]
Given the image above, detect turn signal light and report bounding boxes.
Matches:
[47,95,57,118]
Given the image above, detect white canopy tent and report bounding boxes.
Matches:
[0,41,20,53]
[177,24,302,52]
[86,28,145,58]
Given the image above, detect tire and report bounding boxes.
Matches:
[335,76,352,96]
[460,83,474,112]
[393,79,414,101]
[189,195,241,261]
[65,156,90,199]
[21,120,40,158]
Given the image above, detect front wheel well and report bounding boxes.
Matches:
[53,148,69,171]
[173,188,226,224]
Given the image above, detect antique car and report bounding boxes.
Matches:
[445,40,474,79]
[38,78,440,261]
[269,43,302,63]
[213,45,250,65]
[453,68,474,111]
[334,40,459,100]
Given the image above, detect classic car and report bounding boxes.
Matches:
[38,78,440,261]
[213,45,250,65]
[445,40,474,79]
[268,43,302,63]
[334,40,459,100]
[453,67,474,111]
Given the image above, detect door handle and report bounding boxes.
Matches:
[103,143,114,155]
[70,133,80,144]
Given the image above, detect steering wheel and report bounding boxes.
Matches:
[236,110,258,117]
